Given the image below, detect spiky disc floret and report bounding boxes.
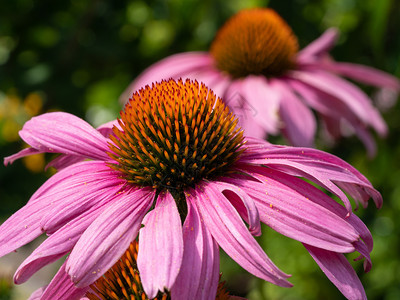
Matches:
[210,8,298,78]
[108,79,244,191]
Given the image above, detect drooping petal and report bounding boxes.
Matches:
[43,120,121,171]
[235,163,374,257]
[10,161,123,237]
[184,68,232,100]
[270,79,316,147]
[171,199,220,300]
[230,166,359,252]
[41,175,124,234]
[45,154,85,171]
[239,138,382,210]
[287,79,379,157]
[290,69,387,136]
[138,191,184,298]
[232,75,280,134]
[66,188,155,287]
[297,28,339,62]
[17,112,110,161]
[40,262,88,300]
[0,199,47,257]
[321,114,342,140]
[224,80,267,139]
[212,181,261,236]
[189,182,292,287]
[96,119,122,138]
[244,157,355,211]
[286,78,335,117]
[120,52,213,103]
[29,160,112,204]
[4,147,45,166]
[14,185,121,284]
[353,240,372,273]
[304,244,367,300]
[319,61,400,91]
[28,286,47,300]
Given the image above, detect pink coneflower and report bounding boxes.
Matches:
[122,8,400,156]
[3,79,381,300]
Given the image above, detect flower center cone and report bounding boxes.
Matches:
[108,79,244,193]
[210,8,299,78]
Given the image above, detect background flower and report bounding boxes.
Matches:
[1,1,399,299]
[122,8,399,157]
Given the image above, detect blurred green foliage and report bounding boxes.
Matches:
[0,0,399,299]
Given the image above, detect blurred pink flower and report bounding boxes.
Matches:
[2,79,381,300]
[122,8,400,156]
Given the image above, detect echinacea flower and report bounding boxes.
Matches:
[122,8,400,156]
[3,79,381,300]
[29,240,237,300]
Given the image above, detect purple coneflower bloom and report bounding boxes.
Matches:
[122,8,400,156]
[3,79,381,300]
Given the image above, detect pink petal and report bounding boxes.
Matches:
[305,244,367,300]
[192,69,232,100]
[231,166,359,252]
[189,182,292,287]
[28,160,108,204]
[243,157,353,211]
[41,262,88,300]
[14,185,121,284]
[120,52,213,103]
[28,286,47,300]
[43,119,121,170]
[45,154,85,171]
[18,112,110,161]
[239,139,382,210]
[96,119,122,138]
[212,181,261,236]
[270,79,316,147]
[66,188,155,287]
[287,79,379,157]
[319,61,400,90]
[297,28,339,62]
[4,147,45,166]
[23,161,113,212]
[347,124,377,158]
[286,78,334,116]
[224,80,268,139]
[0,199,50,257]
[138,191,184,298]
[236,164,374,257]
[40,174,124,234]
[353,240,372,273]
[290,69,387,136]
[321,114,342,139]
[171,199,220,300]
[228,76,280,134]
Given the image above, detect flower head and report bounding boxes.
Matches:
[123,8,400,156]
[3,79,381,299]
[210,8,298,78]
[109,80,244,191]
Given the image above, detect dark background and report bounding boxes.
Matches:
[0,0,399,299]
